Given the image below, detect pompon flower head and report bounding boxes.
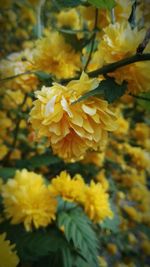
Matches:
[32,32,81,79]
[49,171,85,202]
[0,50,38,93]
[30,72,118,161]
[80,181,113,223]
[0,233,19,267]
[2,169,57,231]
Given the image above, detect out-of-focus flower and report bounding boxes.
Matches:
[30,72,118,161]
[32,32,81,79]
[0,233,19,267]
[81,180,113,223]
[2,169,57,231]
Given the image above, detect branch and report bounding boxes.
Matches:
[0,71,33,83]
[84,8,99,71]
[137,28,150,54]
[61,53,150,83]
[88,53,150,78]
[130,94,150,102]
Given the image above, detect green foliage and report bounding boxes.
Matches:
[87,0,116,10]
[0,167,16,182]
[15,152,61,170]
[34,71,54,86]
[137,92,150,111]
[100,203,120,233]
[57,207,99,267]
[0,221,68,262]
[53,0,84,9]
[73,77,127,104]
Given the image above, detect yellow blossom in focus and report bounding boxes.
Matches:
[81,180,113,223]
[32,32,81,79]
[30,72,118,160]
[49,171,85,203]
[0,233,19,267]
[2,169,57,231]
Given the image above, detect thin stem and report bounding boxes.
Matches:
[0,71,33,83]
[137,28,150,54]
[88,53,150,78]
[110,8,115,24]
[36,0,45,38]
[130,94,150,102]
[84,8,98,71]
[61,53,150,83]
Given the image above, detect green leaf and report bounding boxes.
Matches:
[0,222,67,262]
[57,208,99,267]
[137,92,150,111]
[103,78,127,103]
[52,0,84,8]
[100,200,120,233]
[87,0,116,10]
[34,71,53,86]
[15,152,61,169]
[0,168,16,181]
[73,77,127,104]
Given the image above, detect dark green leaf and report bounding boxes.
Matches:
[87,0,116,10]
[73,77,127,104]
[0,222,67,262]
[34,71,53,86]
[103,78,127,103]
[57,208,99,267]
[52,0,84,8]
[136,92,150,111]
[0,168,16,181]
[16,153,61,169]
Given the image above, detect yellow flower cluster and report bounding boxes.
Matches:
[32,32,81,79]
[49,171,113,223]
[30,72,118,160]
[2,169,57,231]
[91,21,150,94]
[0,233,19,267]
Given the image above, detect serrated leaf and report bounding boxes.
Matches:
[100,202,120,233]
[0,222,66,262]
[57,208,99,267]
[87,0,116,10]
[103,78,127,103]
[62,245,73,267]
[73,77,127,104]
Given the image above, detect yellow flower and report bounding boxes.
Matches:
[0,51,38,93]
[0,144,8,160]
[2,169,57,231]
[81,181,113,223]
[32,32,81,79]
[96,170,109,191]
[30,72,118,160]
[123,206,142,222]
[107,243,118,254]
[56,9,80,29]
[98,22,145,63]
[0,233,19,267]
[49,171,85,203]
